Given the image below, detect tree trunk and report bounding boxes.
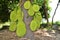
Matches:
[44,0,49,27]
[20,0,35,40]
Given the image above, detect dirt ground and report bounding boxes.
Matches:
[0,27,60,40]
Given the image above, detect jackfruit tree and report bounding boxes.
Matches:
[0,0,51,38]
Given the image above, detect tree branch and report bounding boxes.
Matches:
[52,1,59,27]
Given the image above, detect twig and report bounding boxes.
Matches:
[52,1,59,27]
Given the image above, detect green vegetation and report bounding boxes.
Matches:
[0,0,51,37]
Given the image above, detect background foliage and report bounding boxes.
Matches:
[0,0,51,22]
[0,0,19,22]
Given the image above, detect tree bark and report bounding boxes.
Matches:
[20,0,35,40]
[44,0,49,27]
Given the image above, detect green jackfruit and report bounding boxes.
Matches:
[30,20,38,31]
[10,11,17,21]
[9,22,17,31]
[32,4,40,12]
[34,12,42,28]
[24,1,31,9]
[17,8,24,21]
[34,12,42,21]
[16,21,26,37]
[28,6,34,16]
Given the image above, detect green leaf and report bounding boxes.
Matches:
[36,0,44,6]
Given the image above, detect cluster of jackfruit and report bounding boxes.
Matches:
[24,1,42,31]
[9,0,42,37]
[10,6,26,37]
[30,12,42,31]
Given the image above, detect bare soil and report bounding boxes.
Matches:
[0,27,60,40]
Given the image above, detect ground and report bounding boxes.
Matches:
[0,26,60,40]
